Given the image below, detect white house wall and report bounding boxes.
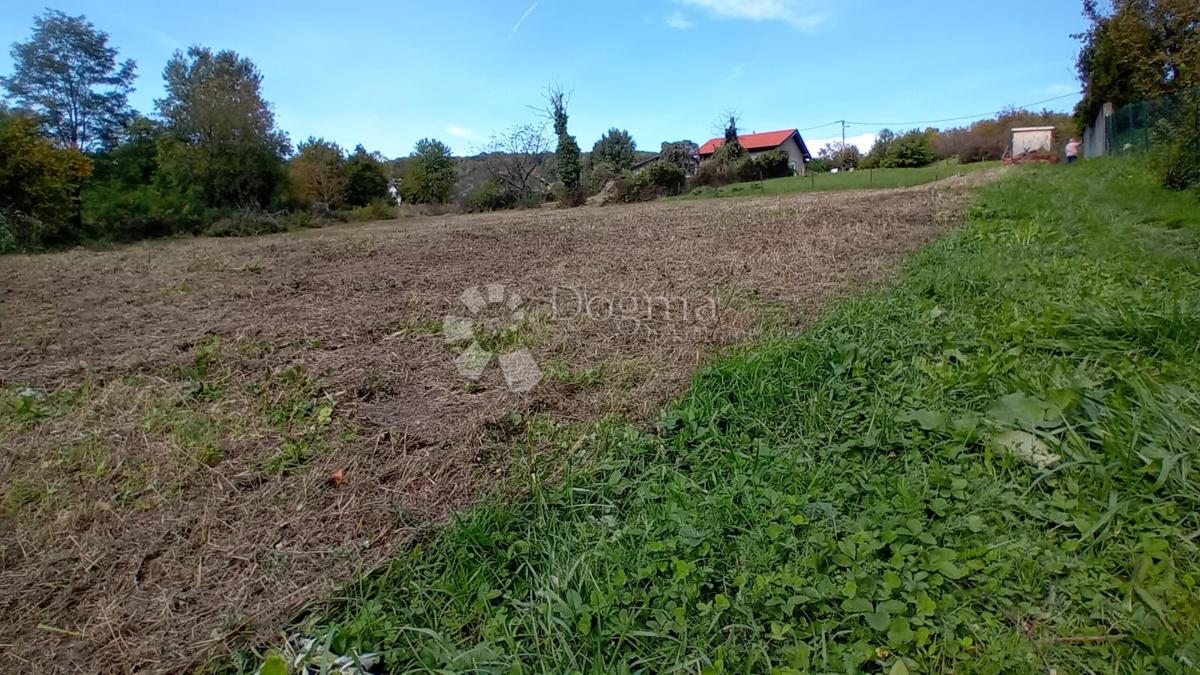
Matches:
[749,137,806,176]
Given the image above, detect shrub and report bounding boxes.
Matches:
[204,209,283,237]
[885,132,937,168]
[345,199,397,222]
[553,182,588,208]
[277,210,315,231]
[1151,99,1200,191]
[585,160,617,196]
[81,183,207,241]
[612,163,687,203]
[0,210,54,253]
[465,180,515,212]
[691,160,733,188]
[0,114,92,249]
[735,150,792,181]
[646,162,686,195]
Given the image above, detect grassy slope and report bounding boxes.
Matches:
[675,161,1002,201]
[285,159,1199,674]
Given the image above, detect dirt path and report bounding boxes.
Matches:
[0,174,994,672]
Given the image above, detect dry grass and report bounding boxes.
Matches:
[0,173,995,672]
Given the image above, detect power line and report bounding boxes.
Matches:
[842,91,1082,128]
[798,120,843,132]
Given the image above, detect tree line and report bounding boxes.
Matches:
[0,10,472,252]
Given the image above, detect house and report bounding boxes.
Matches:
[698,129,813,176]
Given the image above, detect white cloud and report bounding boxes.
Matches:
[807,132,878,154]
[678,0,828,30]
[666,12,696,30]
[445,126,476,140]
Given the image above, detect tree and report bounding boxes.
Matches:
[1,10,136,151]
[342,145,389,206]
[591,128,637,170]
[482,123,551,203]
[400,138,456,204]
[0,112,92,248]
[78,116,194,241]
[818,142,861,171]
[719,115,745,161]
[885,131,937,168]
[290,137,346,207]
[1074,0,1200,127]
[156,46,290,209]
[545,84,582,202]
[660,140,699,173]
[861,129,896,169]
[89,116,162,185]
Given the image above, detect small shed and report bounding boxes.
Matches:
[1011,126,1056,157]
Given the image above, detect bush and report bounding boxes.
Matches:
[345,199,397,222]
[691,160,733,188]
[277,210,317,231]
[465,180,515,212]
[735,150,792,181]
[0,210,56,253]
[585,160,617,196]
[81,183,207,241]
[646,162,686,195]
[885,132,937,168]
[612,162,687,203]
[554,184,588,208]
[204,209,283,237]
[1151,101,1200,191]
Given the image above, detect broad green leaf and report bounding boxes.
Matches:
[260,653,287,675]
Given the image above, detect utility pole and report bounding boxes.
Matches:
[840,120,847,147]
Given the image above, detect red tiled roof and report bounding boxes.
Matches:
[698,129,798,156]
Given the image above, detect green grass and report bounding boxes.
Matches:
[257,158,1200,673]
[675,160,1002,200]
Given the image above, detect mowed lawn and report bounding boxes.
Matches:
[676,160,1003,200]
[254,159,1199,673]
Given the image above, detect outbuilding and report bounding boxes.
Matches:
[1011,126,1056,157]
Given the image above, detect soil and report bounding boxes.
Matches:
[0,173,995,673]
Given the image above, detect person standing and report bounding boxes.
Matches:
[1065,137,1082,164]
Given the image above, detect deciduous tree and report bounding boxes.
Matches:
[1,10,136,151]
[483,124,551,203]
[400,138,456,204]
[290,137,346,207]
[818,142,861,171]
[545,85,582,203]
[0,112,92,248]
[660,140,699,173]
[156,46,290,209]
[342,145,390,206]
[1074,0,1200,126]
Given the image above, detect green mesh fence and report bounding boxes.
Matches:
[1110,86,1200,154]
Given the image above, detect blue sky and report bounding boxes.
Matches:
[0,1,1088,157]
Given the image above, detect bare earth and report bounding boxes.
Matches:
[0,174,993,672]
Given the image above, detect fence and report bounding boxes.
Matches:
[1085,86,1200,159]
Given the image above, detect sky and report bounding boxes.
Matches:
[0,1,1089,157]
